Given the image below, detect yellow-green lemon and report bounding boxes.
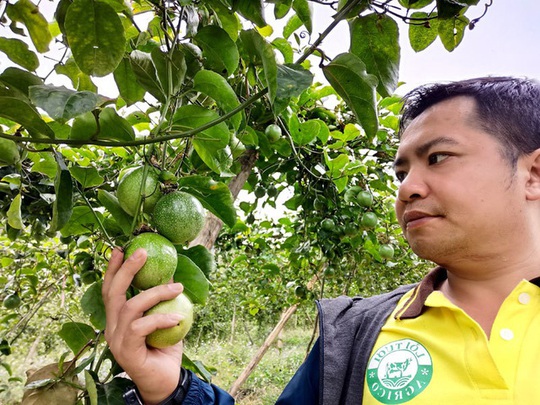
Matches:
[117,166,162,216]
[125,233,177,290]
[153,191,205,245]
[144,294,194,349]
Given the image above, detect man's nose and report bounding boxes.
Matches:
[397,169,429,202]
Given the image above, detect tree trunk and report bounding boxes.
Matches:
[189,149,259,249]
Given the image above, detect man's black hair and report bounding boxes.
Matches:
[399,76,540,166]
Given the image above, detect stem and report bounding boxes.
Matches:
[295,0,364,65]
[78,186,115,247]
[0,89,267,147]
[92,336,109,375]
[129,164,150,235]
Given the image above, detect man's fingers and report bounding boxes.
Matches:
[103,248,147,332]
[102,247,124,297]
[113,283,184,341]
[131,312,185,339]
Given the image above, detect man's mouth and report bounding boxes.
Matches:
[403,211,442,229]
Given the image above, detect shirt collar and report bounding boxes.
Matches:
[395,267,540,320]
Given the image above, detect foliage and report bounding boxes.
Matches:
[0,0,490,403]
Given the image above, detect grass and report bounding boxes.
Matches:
[189,325,315,404]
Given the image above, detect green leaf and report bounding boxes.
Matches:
[240,29,277,102]
[332,123,361,142]
[325,152,349,192]
[192,70,243,131]
[98,108,135,142]
[85,370,99,405]
[50,153,74,233]
[232,0,265,27]
[274,0,292,19]
[209,0,241,41]
[292,0,312,33]
[113,58,146,106]
[55,57,98,92]
[436,0,477,19]
[96,377,133,404]
[194,25,239,76]
[289,117,328,146]
[178,245,216,277]
[0,68,43,96]
[29,85,99,122]
[349,14,400,97]
[438,15,469,51]
[81,282,106,330]
[29,151,57,178]
[174,254,210,305]
[97,190,133,236]
[130,50,165,102]
[276,64,313,99]
[0,38,39,71]
[70,111,97,140]
[0,96,55,138]
[182,354,215,383]
[171,105,231,175]
[151,47,187,97]
[399,0,435,8]
[177,175,236,228]
[272,38,294,64]
[409,12,440,52]
[7,193,23,229]
[58,322,95,354]
[65,0,126,76]
[283,14,302,40]
[70,166,104,189]
[60,206,103,236]
[6,0,52,53]
[323,52,378,139]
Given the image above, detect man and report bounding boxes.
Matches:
[103,76,540,404]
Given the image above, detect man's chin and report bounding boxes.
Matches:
[408,241,455,264]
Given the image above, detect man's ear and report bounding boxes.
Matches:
[525,149,540,200]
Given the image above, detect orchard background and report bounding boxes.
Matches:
[0,0,490,403]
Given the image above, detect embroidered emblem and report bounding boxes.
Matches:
[367,339,433,404]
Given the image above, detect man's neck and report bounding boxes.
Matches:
[438,261,540,338]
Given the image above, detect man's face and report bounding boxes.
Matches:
[393,96,526,265]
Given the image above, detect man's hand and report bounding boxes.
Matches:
[103,247,184,404]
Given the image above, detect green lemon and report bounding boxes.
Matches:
[379,244,395,260]
[254,186,266,198]
[0,137,20,166]
[267,185,278,198]
[117,166,163,216]
[144,294,194,349]
[125,233,177,290]
[3,293,21,309]
[294,285,307,299]
[361,212,378,228]
[321,218,336,232]
[357,191,373,207]
[265,124,282,142]
[344,223,358,236]
[153,191,206,245]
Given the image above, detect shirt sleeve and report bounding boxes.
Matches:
[182,370,235,405]
[275,338,320,405]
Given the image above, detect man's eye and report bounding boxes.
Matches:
[395,171,407,182]
[428,153,449,165]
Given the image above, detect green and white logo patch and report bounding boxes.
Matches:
[367,339,433,404]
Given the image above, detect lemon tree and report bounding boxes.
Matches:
[0,0,491,402]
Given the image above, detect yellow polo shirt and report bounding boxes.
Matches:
[363,267,540,405]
